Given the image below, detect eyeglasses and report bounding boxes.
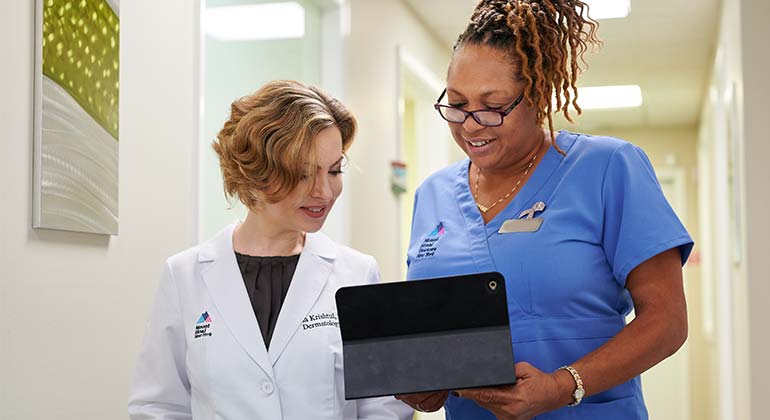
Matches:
[434,88,525,127]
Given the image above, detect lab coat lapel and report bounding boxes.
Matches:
[199,224,275,381]
[268,232,336,364]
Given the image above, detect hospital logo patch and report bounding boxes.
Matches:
[194,311,213,339]
[415,222,445,259]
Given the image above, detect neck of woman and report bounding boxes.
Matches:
[478,128,549,183]
[232,211,305,256]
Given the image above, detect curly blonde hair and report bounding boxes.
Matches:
[212,80,356,210]
[455,0,601,153]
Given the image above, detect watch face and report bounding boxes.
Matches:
[575,388,585,399]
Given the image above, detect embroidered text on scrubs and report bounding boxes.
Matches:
[417,237,440,258]
[415,222,446,260]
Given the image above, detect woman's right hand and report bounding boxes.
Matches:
[395,391,449,413]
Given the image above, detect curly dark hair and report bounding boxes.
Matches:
[455,0,602,154]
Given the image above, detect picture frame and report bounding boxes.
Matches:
[33,0,120,235]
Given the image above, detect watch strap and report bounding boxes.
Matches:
[559,365,585,406]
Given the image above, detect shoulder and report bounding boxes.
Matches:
[165,223,235,275]
[308,231,377,275]
[335,243,377,270]
[329,239,381,287]
[415,159,467,195]
[165,246,201,272]
[557,131,651,180]
[561,131,637,161]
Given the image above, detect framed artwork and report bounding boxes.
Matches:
[33,0,120,234]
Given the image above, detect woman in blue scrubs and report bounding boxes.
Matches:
[395,1,693,419]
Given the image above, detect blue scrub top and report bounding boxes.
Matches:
[406,131,693,420]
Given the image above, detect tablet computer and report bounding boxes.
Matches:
[335,271,516,399]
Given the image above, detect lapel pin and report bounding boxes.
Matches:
[518,201,546,219]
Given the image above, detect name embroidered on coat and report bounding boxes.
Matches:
[302,312,339,330]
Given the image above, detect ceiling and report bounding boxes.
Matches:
[402,0,721,131]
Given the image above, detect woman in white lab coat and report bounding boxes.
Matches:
[128,80,412,420]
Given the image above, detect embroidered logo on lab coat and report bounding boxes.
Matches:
[194,311,213,339]
[302,312,339,330]
[415,222,445,260]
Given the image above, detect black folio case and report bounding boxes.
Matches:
[335,271,517,399]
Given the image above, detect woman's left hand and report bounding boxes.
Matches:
[455,362,571,420]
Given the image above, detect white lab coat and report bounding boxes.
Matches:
[128,223,413,420]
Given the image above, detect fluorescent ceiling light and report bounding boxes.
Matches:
[205,3,305,41]
[400,50,444,94]
[583,0,630,20]
[577,85,643,110]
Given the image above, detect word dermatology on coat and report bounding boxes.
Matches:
[302,312,339,330]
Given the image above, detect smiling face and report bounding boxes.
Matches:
[445,44,544,173]
[259,125,344,234]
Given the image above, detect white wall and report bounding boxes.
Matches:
[0,0,199,418]
[345,0,450,282]
[740,0,770,418]
[699,0,770,418]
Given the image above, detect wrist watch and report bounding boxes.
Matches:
[559,365,585,406]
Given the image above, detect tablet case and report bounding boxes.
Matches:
[335,271,516,399]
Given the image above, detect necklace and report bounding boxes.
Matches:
[473,152,538,214]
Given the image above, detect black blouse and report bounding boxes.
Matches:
[235,252,301,349]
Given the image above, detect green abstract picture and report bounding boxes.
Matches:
[33,0,120,234]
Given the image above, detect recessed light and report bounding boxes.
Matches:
[583,0,631,20]
[205,3,305,41]
[577,85,643,110]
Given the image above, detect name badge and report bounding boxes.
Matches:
[498,217,543,233]
[498,201,546,234]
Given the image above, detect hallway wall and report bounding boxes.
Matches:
[699,0,770,418]
[0,1,199,418]
[345,0,450,282]
[740,0,770,417]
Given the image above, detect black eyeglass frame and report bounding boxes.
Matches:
[433,88,526,127]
